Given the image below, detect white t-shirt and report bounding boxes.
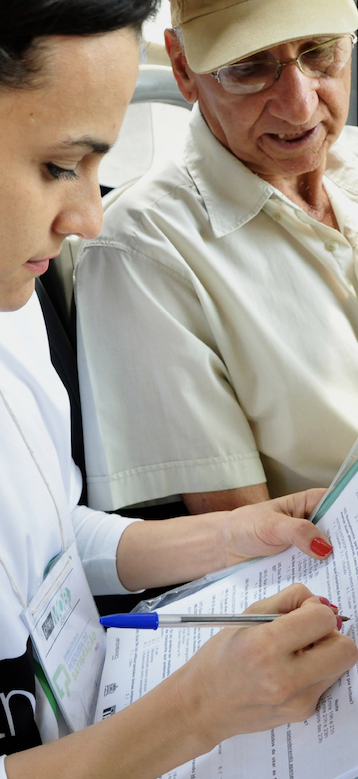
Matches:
[75,107,358,508]
[0,292,141,767]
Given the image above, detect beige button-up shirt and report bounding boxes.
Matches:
[76,105,358,510]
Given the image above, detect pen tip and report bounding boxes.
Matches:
[341,616,350,622]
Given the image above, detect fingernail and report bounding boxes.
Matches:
[336,616,343,630]
[319,597,330,606]
[310,538,333,557]
[330,604,338,610]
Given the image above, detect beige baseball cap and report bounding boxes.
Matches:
[169,0,358,73]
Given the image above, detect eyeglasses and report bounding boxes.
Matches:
[211,34,357,95]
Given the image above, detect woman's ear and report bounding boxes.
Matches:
[164,29,199,104]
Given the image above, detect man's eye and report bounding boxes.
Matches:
[46,162,78,181]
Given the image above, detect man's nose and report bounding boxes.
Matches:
[265,62,319,124]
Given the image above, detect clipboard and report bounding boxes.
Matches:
[310,437,358,524]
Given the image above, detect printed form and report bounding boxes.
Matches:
[96,470,358,779]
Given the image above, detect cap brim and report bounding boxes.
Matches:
[180,0,358,73]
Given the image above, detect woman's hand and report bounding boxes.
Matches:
[6,585,357,779]
[222,487,333,566]
[174,584,358,753]
[117,488,332,591]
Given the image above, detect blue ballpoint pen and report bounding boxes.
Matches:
[100,612,350,630]
[101,612,291,630]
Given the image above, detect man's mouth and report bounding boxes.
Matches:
[278,132,304,140]
[278,131,307,140]
[269,127,316,143]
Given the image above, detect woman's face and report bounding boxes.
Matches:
[0,29,139,311]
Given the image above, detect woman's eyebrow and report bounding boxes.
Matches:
[56,135,112,155]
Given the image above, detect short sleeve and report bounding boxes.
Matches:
[76,237,265,511]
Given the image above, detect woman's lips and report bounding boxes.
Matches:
[25,257,51,275]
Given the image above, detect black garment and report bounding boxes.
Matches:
[35,278,87,505]
[0,638,41,755]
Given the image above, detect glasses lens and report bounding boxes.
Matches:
[218,61,277,94]
[299,36,353,77]
[216,36,353,94]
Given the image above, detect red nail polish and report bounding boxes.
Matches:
[330,604,338,610]
[319,597,330,606]
[336,616,343,630]
[310,538,333,557]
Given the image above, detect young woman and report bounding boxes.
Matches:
[0,2,356,778]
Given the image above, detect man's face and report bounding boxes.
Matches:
[168,34,352,183]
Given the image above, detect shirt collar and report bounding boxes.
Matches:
[183,104,358,238]
[183,104,274,238]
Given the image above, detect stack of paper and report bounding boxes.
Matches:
[96,458,358,779]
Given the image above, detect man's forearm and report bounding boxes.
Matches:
[182,483,269,513]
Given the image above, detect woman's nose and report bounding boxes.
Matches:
[53,182,104,240]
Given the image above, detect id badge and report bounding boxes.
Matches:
[22,541,106,732]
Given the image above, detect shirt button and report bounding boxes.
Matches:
[325,240,339,252]
[272,212,282,222]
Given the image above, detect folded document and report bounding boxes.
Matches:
[96,447,358,779]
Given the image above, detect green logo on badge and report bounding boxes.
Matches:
[53,664,71,699]
[51,587,71,627]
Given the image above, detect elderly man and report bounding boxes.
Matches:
[76,0,358,515]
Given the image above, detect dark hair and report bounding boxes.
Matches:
[0,0,160,88]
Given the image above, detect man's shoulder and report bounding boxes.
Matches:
[91,147,203,252]
[110,154,191,212]
[76,142,201,280]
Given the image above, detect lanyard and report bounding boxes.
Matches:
[0,386,106,732]
[0,386,66,608]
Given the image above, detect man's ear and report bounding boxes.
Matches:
[165,29,199,104]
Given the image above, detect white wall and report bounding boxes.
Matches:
[143,1,172,46]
